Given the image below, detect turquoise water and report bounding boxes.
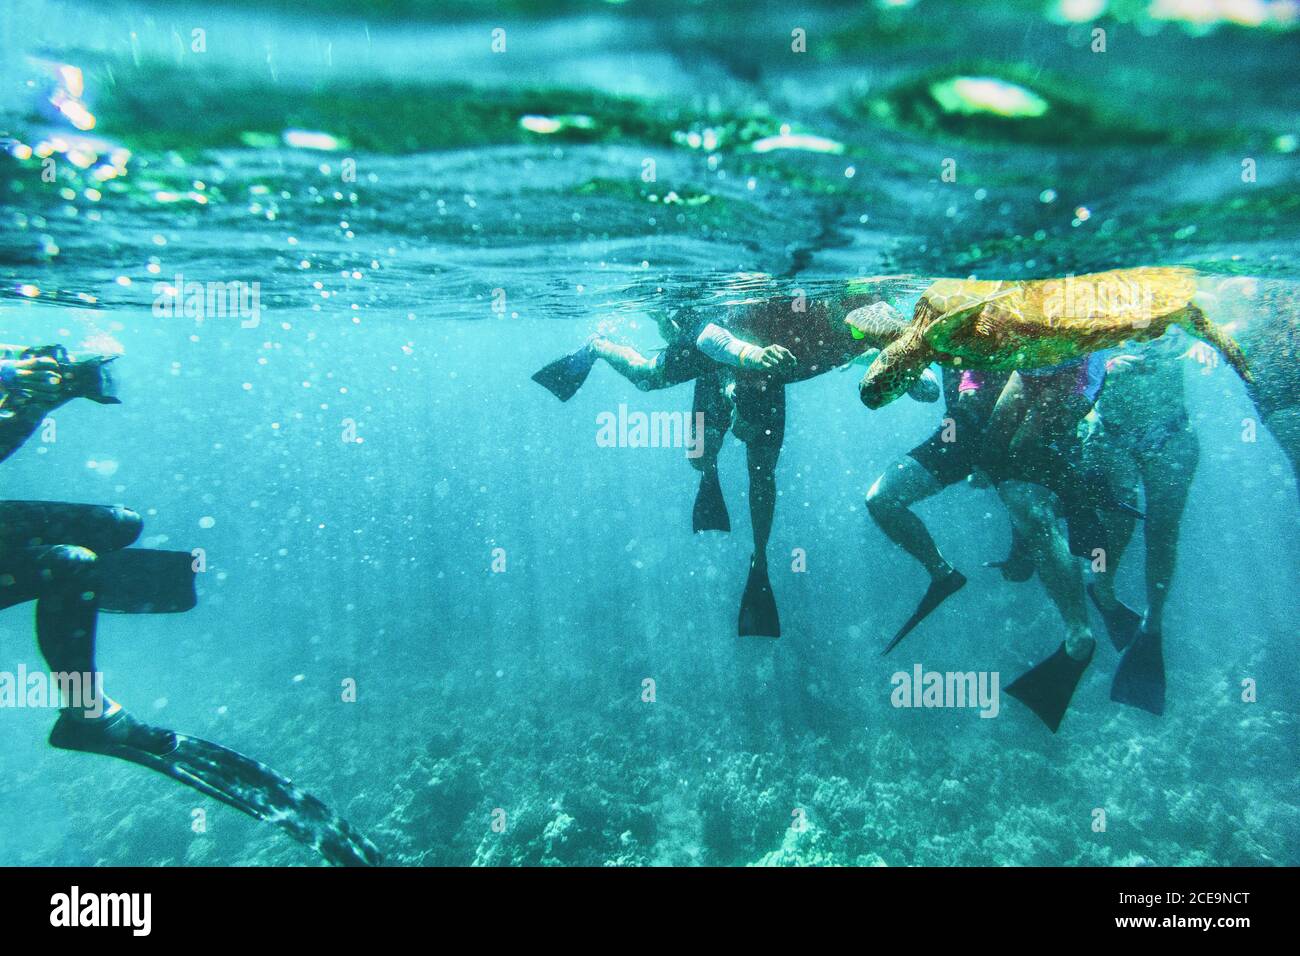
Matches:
[0,0,1297,865]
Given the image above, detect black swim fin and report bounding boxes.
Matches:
[692,472,730,533]
[738,557,779,638]
[50,709,382,866]
[531,345,597,402]
[96,549,197,614]
[1110,618,1165,716]
[1086,583,1141,651]
[882,569,966,655]
[1005,640,1094,732]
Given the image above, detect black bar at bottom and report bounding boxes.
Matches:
[0,866,1284,940]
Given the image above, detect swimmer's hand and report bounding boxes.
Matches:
[744,344,797,371]
[0,356,63,401]
[1181,341,1220,372]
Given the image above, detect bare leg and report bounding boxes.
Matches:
[997,480,1093,657]
[746,441,779,561]
[591,339,665,390]
[1082,434,1140,610]
[866,456,949,580]
[1137,427,1198,625]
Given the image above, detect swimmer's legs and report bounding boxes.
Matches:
[1137,427,1198,626]
[0,502,141,713]
[866,456,949,580]
[690,374,731,532]
[1082,437,1140,611]
[997,480,1093,657]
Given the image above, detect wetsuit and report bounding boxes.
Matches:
[0,356,141,681]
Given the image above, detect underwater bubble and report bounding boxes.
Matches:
[199,516,216,529]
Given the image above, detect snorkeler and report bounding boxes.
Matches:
[532,289,939,637]
[0,341,381,865]
[534,306,763,535]
[1079,333,1199,716]
[867,349,1119,733]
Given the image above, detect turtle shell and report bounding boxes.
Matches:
[919,267,1199,364]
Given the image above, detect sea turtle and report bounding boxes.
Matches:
[858,266,1253,408]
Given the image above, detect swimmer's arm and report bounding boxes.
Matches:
[592,338,687,392]
[695,323,795,371]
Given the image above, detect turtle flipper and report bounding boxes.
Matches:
[1181,305,1252,384]
[859,331,933,409]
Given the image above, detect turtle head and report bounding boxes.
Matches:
[859,332,929,409]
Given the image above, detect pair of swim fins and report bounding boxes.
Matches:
[1007,592,1164,732]
[1005,628,1164,731]
[1087,585,1165,715]
[50,708,382,866]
